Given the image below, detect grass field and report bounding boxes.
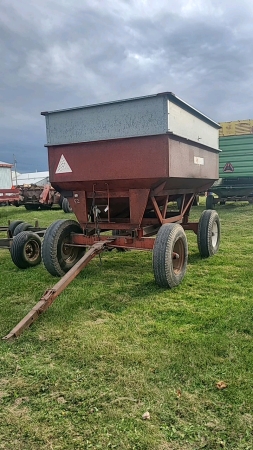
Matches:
[0,201,252,449]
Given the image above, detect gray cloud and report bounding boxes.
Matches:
[1,0,253,171]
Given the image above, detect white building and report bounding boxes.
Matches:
[0,161,13,189]
[12,171,49,187]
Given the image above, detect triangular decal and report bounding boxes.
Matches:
[223,162,234,173]
[55,155,72,174]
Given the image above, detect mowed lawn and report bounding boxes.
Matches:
[0,201,252,450]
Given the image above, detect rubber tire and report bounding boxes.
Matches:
[153,224,188,288]
[25,204,39,211]
[40,204,52,210]
[10,231,41,269]
[13,222,33,236]
[7,220,24,238]
[220,200,226,206]
[62,197,73,213]
[206,195,215,209]
[197,210,220,257]
[42,219,85,277]
[59,195,64,208]
[193,195,200,206]
[177,197,183,210]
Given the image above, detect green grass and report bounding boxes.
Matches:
[0,201,253,449]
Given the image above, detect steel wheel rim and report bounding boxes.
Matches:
[61,237,79,264]
[172,238,185,274]
[25,240,40,262]
[211,221,218,247]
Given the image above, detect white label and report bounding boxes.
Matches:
[55,155,72,174]
[194,156,204,165]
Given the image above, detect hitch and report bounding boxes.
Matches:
[3,241,109,341]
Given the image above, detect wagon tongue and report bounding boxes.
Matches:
[2,240,110,341]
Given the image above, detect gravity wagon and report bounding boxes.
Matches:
[3,92,221,340]
[41,92,221,287]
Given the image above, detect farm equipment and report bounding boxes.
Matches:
[16,184,61,210]
[207,126,253,207]
[206,178,253,208]
[0,188,20,206]
[0,220,46,267]
[3,92,221,340]
[12,183,73,212]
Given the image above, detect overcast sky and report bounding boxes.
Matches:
[1,0,253,173]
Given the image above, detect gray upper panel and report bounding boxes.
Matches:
[42,93,220,146]
[43,95,168,146]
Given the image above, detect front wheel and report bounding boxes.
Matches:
[153,224,188,288]
[197,210,220,257]
[42,219,85,277]
[10,231,41,269]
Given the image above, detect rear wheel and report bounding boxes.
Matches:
[193,195,200,206]
[25,204,39,211]
[59,195,64,208]
[10,231,41,269]
[62,197,73,213]
[7,220,23,238]
[13,222,33,236]
[42,219,85,277]
[197,210,220,257]
[153,224,188,288]
[176,197,183,210]
[206,194,215,209]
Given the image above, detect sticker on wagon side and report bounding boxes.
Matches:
[223,162,234,173]
[55,155,72,174]
[194,156,204,165]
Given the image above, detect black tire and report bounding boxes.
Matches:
[25,204,39,211]
[7,220,24,238]
[193,195,200,206]
[59,195,64,208]
[40,204,52,210]
[62,197,73,213]
[153,224,188,288]
[10,231,41,269]
[42,219,85,277]
[220,200,226,206]
[177,197,183,210]
[197,210,220,257]
[206,195,214,209]
[13,222,33,236]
